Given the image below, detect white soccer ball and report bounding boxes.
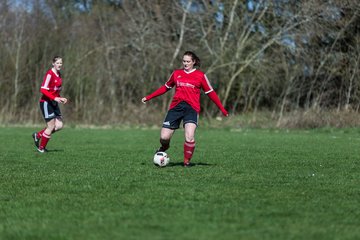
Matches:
[153,152,170,167]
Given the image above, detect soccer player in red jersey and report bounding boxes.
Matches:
[142,51,228,166]
[32,56,68,153]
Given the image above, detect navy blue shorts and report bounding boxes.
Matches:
[162,101,198,129]
[40,101,62,122]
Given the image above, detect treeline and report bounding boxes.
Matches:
[0,0,359,125]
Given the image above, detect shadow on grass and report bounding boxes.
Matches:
[45,149,64,153]
[167,162,215,167]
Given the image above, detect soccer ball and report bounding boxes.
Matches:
[153,152,170,167]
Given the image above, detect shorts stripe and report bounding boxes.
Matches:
[44,101,49,118]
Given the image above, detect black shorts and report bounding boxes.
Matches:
[40,101,62,122]
[162,101,199,129]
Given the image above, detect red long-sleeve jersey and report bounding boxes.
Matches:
[145,69,228,116]
[39,69,62,102]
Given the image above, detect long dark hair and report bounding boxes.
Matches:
[183,51,201,67]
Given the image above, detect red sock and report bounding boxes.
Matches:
[39,132,51,150]
[37,128,46,138]
[184,141,196,160]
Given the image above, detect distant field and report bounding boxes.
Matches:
[0,127,359,240]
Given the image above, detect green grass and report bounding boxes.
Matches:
[0,127,359,240]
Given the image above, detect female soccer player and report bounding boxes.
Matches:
[32,56,68,153]
[142,51,228,166]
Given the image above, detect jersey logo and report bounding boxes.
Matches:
[177,75,182,78]
[177,82,195,89]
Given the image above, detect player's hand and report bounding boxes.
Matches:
[55,97,68,104]
[222,109,229,117]
[141,97,147,104]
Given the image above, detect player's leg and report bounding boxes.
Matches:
[157,127,175,152]
[33,127,46,142]
[183,123,197,166]
[38,118,56,152]
[54,116,64,132]
[52,103,64,133]
[36,101,56,152]
[32,102,47,148]
[182,104,198,166]
[34,117,63,146]
[156,105,183,152]
[32,129,43,148]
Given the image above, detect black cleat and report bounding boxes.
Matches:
[32,132,40,148]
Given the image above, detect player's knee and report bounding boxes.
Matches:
[55,122,64,131]
[185,132,195,143]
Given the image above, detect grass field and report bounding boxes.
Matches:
[0,126,359,240]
